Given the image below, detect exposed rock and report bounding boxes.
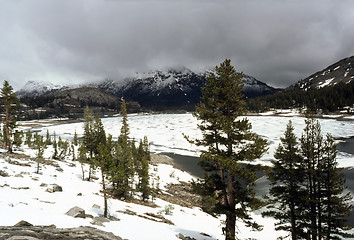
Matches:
[0,224,123,240]
[77,193,82,196]
[14,174,23,178]
[14,221,33,227]
[65,206,86,218]
[92,204,101,209]
[11,187,30,190]
[90,217,110,227]
[176,233,196,240]
[159,182,202,208]
[46,184,62,193]
[90,219,105,227]
[52,184,62,192]
[0,170,9,177]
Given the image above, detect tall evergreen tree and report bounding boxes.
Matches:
[300,118,324,240]
[264,121,307,239]
[34,133,46,174]
[13,130,23,149]
[321,134,353,239]
[45,129,51,145]
[77,140,88,180]
[1,80,20,153]
[82,106,96,181]
[25,130,32,146]
[188,59,267,240]
[52,132,58,159]
[138,138,151,201]
[93,116,110,218]
[120,99,129,139]
[111,100,134,199]
[73,130,78,146]
[300,118,353,239]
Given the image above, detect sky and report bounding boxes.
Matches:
[1,0,354,90]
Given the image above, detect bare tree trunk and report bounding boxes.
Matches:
[225,175,236,240]
[101,167,108,218]
[81,163,85,180]
[5,104,12,153]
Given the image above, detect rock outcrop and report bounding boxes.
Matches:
[0,221,123,240]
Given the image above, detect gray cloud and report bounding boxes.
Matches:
[1,0,354,90]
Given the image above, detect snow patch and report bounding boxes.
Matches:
[317,77,335,88]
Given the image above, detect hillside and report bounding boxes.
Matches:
[20,87,141,119]
[247,55,354,113]
[296,55,354,90]
[17,68,278,113]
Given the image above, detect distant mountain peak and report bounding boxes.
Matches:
[16,81,64,98]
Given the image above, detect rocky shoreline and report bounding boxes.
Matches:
[0,221,124,240]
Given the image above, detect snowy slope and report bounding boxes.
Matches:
[95,68,277,109]
[0,135,283,240]
[16,81,64,98]
[16,68,278,111]
[296,55,354,90]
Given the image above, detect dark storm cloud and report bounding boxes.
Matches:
[1,0,354,90]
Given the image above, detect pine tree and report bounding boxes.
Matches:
[263,121,307,239]
[120,99,129,139]
[77,141,88,180]
[34,133,46,174]
[52,132,58,159]
[71,143,75,161]
[93,116,111,218]
[187,59,267,240]
[110,100,133,199]
[25,130,32,146]
[1,80,20,153]
[45,129,51,145]
[82,106,96,181]
[138,138,151,201]
[73,130,78,146]
[298,117,353,239]
[300,117,323,239]
[321,134,353,239]
[13,130,23,149]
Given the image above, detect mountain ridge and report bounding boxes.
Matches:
[247,55,354,113]
[17,68,278,112]
[295,55,354,90]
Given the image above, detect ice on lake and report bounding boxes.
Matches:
[23,113,354,167]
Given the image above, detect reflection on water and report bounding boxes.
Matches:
[337,137,354,155]
[163,152,203,178]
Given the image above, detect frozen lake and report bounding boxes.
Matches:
[25,113,354,168]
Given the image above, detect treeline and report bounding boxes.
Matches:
[247,80,354,113]
[19,94,121,120]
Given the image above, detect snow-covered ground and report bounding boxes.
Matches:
[0,145,283,240]
[1,113,354,240]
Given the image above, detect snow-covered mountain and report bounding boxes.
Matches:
[16,81,65,98]
[16,68,277,111]
[95,68,277,110]
[295,55,354,90]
